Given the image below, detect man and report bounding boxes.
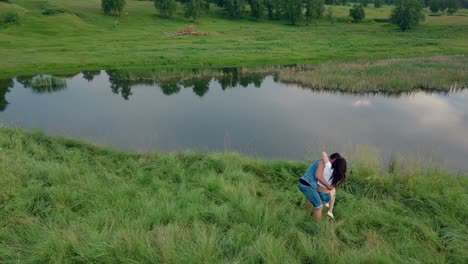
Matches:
[298,153,341,220]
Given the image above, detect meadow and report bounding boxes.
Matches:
[0,127,467,263]
[0,0,467,77]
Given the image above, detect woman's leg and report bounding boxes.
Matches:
[328,188,336,214]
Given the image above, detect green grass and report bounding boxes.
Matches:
[0,0,467,77]
[0,126,467,263]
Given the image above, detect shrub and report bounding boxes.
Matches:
[350,4,365,21]
[3,12,19,24]
[41,8,66,16]
[154,0,177,18]
[101,0,126,15]
[390,0,424,31]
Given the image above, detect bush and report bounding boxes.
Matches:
[350,4,365,22]
[101,0,126,15]
[41,8,66,16]
[390,0,424,31]
[154,0,177,18]
[3,12,19,24]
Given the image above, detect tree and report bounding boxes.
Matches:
[445,0,460,14]
[81,70,101,82]
[326,4,335,24]
[248,0,264,19]
[374,0,384,7]
[223,0,245,18]
[101,0,126,15]
[184,0,209,21]
[390,0,424,31]
[154,0,177,18]
[361,0,369,6]
[283,0,303,25]
[350,4,365,21]
[264,0,282,19]
[429,0,441,12]
[305,0,325,25]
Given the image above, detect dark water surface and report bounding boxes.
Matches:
[1,70,467,172]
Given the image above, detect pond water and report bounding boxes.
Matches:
[1,69,467,172]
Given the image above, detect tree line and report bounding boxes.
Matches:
[101,0,465,30]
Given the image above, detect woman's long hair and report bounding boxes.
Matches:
[331,158,347,187]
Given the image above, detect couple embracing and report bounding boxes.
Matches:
[298,152,347,220]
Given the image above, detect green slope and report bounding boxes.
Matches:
[0,127,467,263]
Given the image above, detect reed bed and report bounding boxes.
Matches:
[277,55,468,93]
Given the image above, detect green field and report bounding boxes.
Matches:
[0,127,467,263]
[0,0,467,77]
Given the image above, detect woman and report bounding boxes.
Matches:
[317,151,347,219]
[298,152,347,220]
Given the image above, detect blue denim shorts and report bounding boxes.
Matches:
[298,181,331,208]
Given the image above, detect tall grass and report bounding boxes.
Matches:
[0,126,467,263]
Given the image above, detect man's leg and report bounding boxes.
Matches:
[306,201,314,216]
[313,207,323,220]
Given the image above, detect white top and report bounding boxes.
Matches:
[317,161,333,188]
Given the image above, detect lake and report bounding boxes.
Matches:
[1,69,467,172]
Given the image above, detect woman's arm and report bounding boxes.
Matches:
[315,160,334,190]
[322,151,330,165]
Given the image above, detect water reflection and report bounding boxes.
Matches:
[1,67,464,107]
[104,68,268,99]
[82,70,101,82]
[17,75,67,93]
[0,78,13,111]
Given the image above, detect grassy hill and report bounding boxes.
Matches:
[0,0,467,77]
[0,127,467,263]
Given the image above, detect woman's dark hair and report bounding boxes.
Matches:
[330,153,341,160]
[331,157,347,187]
